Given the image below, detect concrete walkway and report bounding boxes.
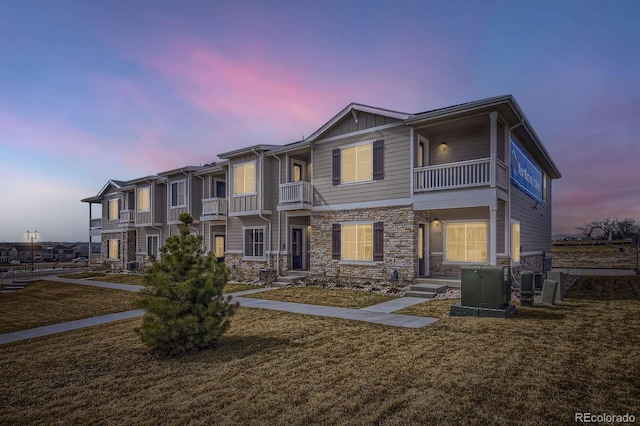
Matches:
[0,278,438,345]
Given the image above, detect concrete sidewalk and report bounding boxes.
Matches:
[0,278,438,345]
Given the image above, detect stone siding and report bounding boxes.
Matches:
[310,205,422,283]
[101,230,136,271]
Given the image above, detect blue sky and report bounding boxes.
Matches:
[1,0,639,242]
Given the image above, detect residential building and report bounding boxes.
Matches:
[82,95,561,282]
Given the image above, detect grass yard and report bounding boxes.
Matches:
[243,286,398,308]
[0,276,639,424]
[0,280,139,333]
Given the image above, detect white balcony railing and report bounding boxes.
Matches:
[279,181,313,205]
[119,210,135,223]
[202,197,227,216]
[414,158,492,192]
[89,218,102,230]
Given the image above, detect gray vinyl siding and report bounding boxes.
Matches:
[427,123,490,166]
[191,175,202,219]
[511,179,552,253]
[313,126,411,206]
[497,199,506,253]
[226,216,271,254]
[154,183,166,225]
[322,112,401,139]
[102,193,121,231]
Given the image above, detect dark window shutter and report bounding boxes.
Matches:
[332,224,341,260]
[332,149,341,186]
[373,140,384,180]
[373,221,384,261]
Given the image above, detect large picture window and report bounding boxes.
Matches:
[342,223,373,261]
[444,221,487,263]
[137,187,150,212]
[170,180,186,207]
[234,162,256,195]
[244,228,264,258]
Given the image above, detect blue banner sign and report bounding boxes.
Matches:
[510,137,543,202]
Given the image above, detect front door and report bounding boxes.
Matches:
[418,223,429,277]
[291,228,303,270]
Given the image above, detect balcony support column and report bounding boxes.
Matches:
[490,111,498,188]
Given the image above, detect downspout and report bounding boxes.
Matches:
[272,151,282,276]
[252,148,272,267]
[195,174,207,252]
[145,177,163,260]
[508,119,525,286]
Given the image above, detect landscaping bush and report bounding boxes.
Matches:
[135,214,237,356]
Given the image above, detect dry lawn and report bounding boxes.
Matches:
[0,281,139,333]
[1,276,639,424]
[553,243,637,269]
[243,286,397,308]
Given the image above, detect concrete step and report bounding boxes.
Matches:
[414,277,461,289]
[405,290,438,299]
[409,283,448,293]
[271,281,289,288]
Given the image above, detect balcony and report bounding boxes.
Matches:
[201,197,227,221]
[119,210,135,226]
[278,181,313,211]
[89,218,102,237]
[414,158,507,192]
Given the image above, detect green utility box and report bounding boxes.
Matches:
[520,270,535,307]
[451,265,515,318]
[540,279,558,306]
[547,271,563,302]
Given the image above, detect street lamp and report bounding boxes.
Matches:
[26,230,38,271]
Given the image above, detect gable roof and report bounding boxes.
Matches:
[81,179,129,203]
[305,103,410,143]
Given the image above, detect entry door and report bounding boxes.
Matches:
[418,223,429,277]
[291,228,303,270]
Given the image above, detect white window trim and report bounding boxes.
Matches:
[442,220,489,265]
[242,226,266,260]
[417,135,430,167]
[340,221,374,262]
[169,179,187,208]
[137,186,151,213]
[291,160,306,182]
[233,160,257,197]
[340,139,374,185]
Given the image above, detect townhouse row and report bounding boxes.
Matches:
[82,95,561,282]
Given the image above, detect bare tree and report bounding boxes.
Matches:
[614,218,638,239]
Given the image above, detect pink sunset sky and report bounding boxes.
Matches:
[1,0,639,242]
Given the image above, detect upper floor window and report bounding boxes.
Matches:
[212,178,226,198]
[332,140,384,185]
[137,187,150,212]
[234,161,256,196]
[444,221,487,263]
[170,180,186,207]
[292,162,304,182]
[108,199,119,221]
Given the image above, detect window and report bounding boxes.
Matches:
[332,222,384,261]
[108,199,119,221]
[214,179,226,198]
[215,235,225,259]
[147,235,159,258]
[332,140,384,185]
[108,239,120,260]
[444,222,487,263]
[244,228,264,258]
[137,187,150,212]
[170,180,186,207]
[511,221,521,263]
[234,162,256,195]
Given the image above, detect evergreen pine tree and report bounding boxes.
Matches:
[135,213,237,356]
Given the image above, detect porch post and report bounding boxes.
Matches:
[489,205,497,265]
[490,111,497,188]
[409,127,415,193]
